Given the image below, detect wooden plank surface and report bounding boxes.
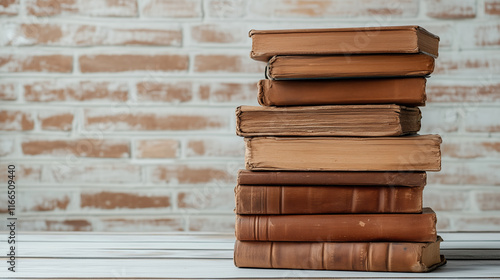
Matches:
[0,232,498,279]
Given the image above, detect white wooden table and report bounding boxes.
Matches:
[0,232,499,279]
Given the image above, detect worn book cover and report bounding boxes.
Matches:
[235,208,437,242]
[249,26,440,62]
[257,78,427,106]
[266,54,434,80]
[245,135,442,171]
[234,237,446,272]
[236,105,421,137]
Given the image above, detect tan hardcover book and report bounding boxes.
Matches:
[236,105,421,137]
[235,208,437,242]
[266,54,435,80]
[234,237,446,272]
[237,170,427,187]
[245,135,441,171]
[235,184,423,214]
[257,78,427,106]
[249,26,440,62]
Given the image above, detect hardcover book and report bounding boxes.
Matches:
[257,78,427,106]
[249,26,440,62]
[234,237,446,272]
[236,105,421,137]
[245,135,442,171]
[235,208,437,242]
[266,54,435,80]
[237,170,427,187]
[235,184,423,214]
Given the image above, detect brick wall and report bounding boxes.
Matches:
[0,0,499,232]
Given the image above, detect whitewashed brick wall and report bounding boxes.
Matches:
[0,0,499,232]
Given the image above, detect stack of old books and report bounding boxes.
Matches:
[233,26,446,272]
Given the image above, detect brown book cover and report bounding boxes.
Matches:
[249,26,440,62]
[258,78,427,107]
[245,135,442,171]
[266,54,435,80]
[234,237,446,272]
[235,208,437,242]
[236,105,421,137]
[237,170,427,187]
[235,184,423,214]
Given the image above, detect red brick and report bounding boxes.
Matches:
[0,54,72,73]
[3,23,181,46]
[22,139,130,158]
[79,54,188,73]
[0,164,42,183]
[455,216,500,231]
[44,164,141,184]
[435,214,451,231]
[434,52,500,76]
[426,0,476,18]
[81,191,171,209]
[84,108,229,131]
[99,217,184,231]
[471,23,500,47]
[465,108,500,132]
[26,0,137,17]
[423,190,469,211]
[427,81,500,102]
[0,0,19,15]
[188,215,234,231]
[38,110,73,131]
[150,164,235,184]
[198,82,256,103]
[419,107,459,134]
[191,24,247,44]
[205,0,247,18]
[442,139,500,159]
[0,110,35,131]
[194,54,262,73]
[475,192,500,210]
[249,0,419,17]
[0,82,17,100]
[141,0,202,18]
[19,218,93,231]
[0,138,15,157]
[20,190,73,212]
[485,0,500,14]
[186,137,244,157]
[136,81,192,103]
[24,80,128,102]
[428,162,500,186]
[177,187,234,211]
[136,139,179,158]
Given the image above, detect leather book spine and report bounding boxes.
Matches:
[235,208,437,242]
[237,170,427,187]
[234,238,445,272]
[234,185,423,214]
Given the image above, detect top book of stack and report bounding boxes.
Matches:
[249,26,440,61]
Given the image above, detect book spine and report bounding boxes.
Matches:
[234,240,438,272]
[235,210,437,242]
[235,185,423,214]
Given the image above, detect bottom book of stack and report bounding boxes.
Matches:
[234,237,446,272]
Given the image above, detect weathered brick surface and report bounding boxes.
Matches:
[26,0,138,17]
[3,0,500,232]
[2,23,182,47]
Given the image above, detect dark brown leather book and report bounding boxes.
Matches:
[234,237,446,272]
[245,135,442,171]
[237,170,427,187]
[266,54,435,80]
[258,78,426,107]
[249,26,440,62]
[235,184,423,214]
[235,208,437,242]
[236,105,421,137]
